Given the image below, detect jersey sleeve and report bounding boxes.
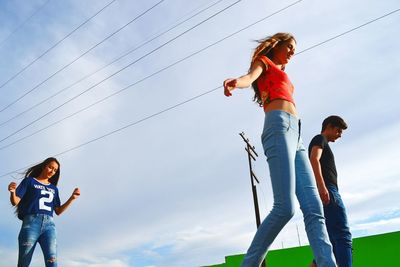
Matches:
[15,178,30,199]
[53,187,61,208]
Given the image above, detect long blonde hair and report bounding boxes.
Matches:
[250,32,296,106]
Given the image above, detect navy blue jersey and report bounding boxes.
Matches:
[16,177,61,219]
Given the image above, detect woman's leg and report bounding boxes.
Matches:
[18,215,41,267]
[38,215,57,267]
[295,140,336,267]
[241,111,298,267]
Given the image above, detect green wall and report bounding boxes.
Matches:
[204,231,400,267]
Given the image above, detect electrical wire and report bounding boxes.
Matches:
[0,0,163,113]
[0,0,117,98]
[0,0,242,144]
[1,4,399,177]
[0,0,303,151]
[296,7,400,55]
[0,0,52,48]
[0,85,222,178]
[0,0,226,128]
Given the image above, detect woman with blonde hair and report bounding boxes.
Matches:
[224,33,336,267]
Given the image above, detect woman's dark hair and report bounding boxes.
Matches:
[250,32,296,106]
[321,115,348,131]
[25,157,60,186]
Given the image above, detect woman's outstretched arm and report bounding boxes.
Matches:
[223,60,265,96]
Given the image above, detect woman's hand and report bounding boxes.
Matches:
[223,79,237,96]
[71,188,80,200]
[54,187,81,215]
[8,182,21,206]
[8,182,17,193]
[223,61,264,97]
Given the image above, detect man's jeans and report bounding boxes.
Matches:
[240,110,336,267]
[18,214,57,267]
[325,184,352,267]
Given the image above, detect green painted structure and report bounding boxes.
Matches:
[204,231,400,267]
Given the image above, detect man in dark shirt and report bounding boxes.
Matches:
[309,115,352,267]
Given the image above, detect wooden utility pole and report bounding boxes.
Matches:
[239,132,266,267]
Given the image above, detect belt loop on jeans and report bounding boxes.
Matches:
[298,119,301,143]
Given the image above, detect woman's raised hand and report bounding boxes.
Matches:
[223,79,237,96]
[8,182,17,193]
[71,188,81,200]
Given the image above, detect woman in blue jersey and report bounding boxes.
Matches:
[8,157,80,267]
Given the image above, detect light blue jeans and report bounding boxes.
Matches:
[18,214,57,267]
[240,110,336,267]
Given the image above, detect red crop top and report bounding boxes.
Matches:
[255,56,295,111]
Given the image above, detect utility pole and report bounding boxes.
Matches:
[296,224,302,246]
[239,132,266,267]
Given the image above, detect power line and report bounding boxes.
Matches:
[0,0,163,113]
[0,0,303,151]
[0,0,117,97]
[296,7,400,55]
[0,0,52,48]
[1,4,399,177]
[0,0,242,144]
[1,2,397,148]
[0,85,221,178]
[53,85,220,156]
[0,0,226,128]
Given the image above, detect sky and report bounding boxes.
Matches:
[0,0,399,266]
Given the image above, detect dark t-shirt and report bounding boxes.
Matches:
[308,134,338,187]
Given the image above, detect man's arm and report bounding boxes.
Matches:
[309,146,330,205]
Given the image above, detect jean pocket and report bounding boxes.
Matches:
[265,120,290,135]
[22,214,37,228]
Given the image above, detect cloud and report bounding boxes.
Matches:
[63,259,129,267]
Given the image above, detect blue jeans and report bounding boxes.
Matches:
[18,214,57,267]
[324,184,352,267]
[240,110,336,267]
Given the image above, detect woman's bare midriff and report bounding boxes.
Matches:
[264,99,297,116]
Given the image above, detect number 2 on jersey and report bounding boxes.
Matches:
[39,190,54,211]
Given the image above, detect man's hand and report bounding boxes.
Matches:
[318,185,330,205]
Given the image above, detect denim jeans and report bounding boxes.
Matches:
[18,214,57,267]
[324,184,352,267]
[240,110,336,267]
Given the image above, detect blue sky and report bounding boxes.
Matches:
[0,0,399,266]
